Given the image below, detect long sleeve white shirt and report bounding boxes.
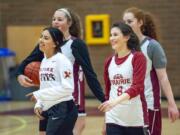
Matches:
[33,52,74,111]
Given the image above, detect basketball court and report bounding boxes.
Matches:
[0,99,180,135]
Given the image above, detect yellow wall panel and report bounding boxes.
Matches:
[6,26,46,64]
[85,14,110,45]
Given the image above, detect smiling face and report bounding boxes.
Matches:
[39,30,56,55]
[110,27,128,52]
[51,10,71,34]
[123,12,143,35]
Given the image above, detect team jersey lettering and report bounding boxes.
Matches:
[40,73,55,81]
[117,86,123,96]
[40,67,54,72]
[111,74,131,85]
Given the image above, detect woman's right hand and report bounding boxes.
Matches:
[98,100,117,112]
[17,74,35,87]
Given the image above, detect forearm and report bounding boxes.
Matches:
[86,76,105,102]
[159,74,179,122]
[160,77,176,105]
[78,57,105,102]
[98,93,130,112]
[16,44,43,77]
[114,93,130,105]
[71,40,105,102]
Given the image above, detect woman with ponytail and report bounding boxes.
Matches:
[99,22,149,135]
[123,7,179,135]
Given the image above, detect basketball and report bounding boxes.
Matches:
[24,61,41,85]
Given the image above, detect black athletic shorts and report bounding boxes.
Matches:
[39,100,78,135]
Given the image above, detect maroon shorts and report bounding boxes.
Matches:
[148,109,162,135]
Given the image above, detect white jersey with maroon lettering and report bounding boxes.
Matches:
[106,54,146,126]
[33,52,74,111]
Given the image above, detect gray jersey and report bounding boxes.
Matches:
[140,37,167,109]
[141,37,167,69]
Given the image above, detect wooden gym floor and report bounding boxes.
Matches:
[0,99,180,135]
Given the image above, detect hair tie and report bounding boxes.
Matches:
[58,8,72,20]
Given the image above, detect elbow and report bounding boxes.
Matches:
[125,87,144,99]
[125,91,133,99]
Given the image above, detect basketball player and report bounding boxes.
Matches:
[123,7,179,135]
[26,27,78,135]
[17,8,105,135]
[98,22,149,135]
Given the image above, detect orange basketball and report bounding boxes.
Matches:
[24,61,41,85]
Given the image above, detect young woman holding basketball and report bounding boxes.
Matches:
[27,27,77,135]
[99,22,149,135]
[17,8,105,135]
[122,7,179,135]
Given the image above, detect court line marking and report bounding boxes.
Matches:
[1,116,27,135]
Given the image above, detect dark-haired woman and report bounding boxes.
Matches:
[99,22,149,135]
[27,27,77,135]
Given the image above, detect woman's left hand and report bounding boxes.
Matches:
[98,100,117,112]
[168,103,179,122]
